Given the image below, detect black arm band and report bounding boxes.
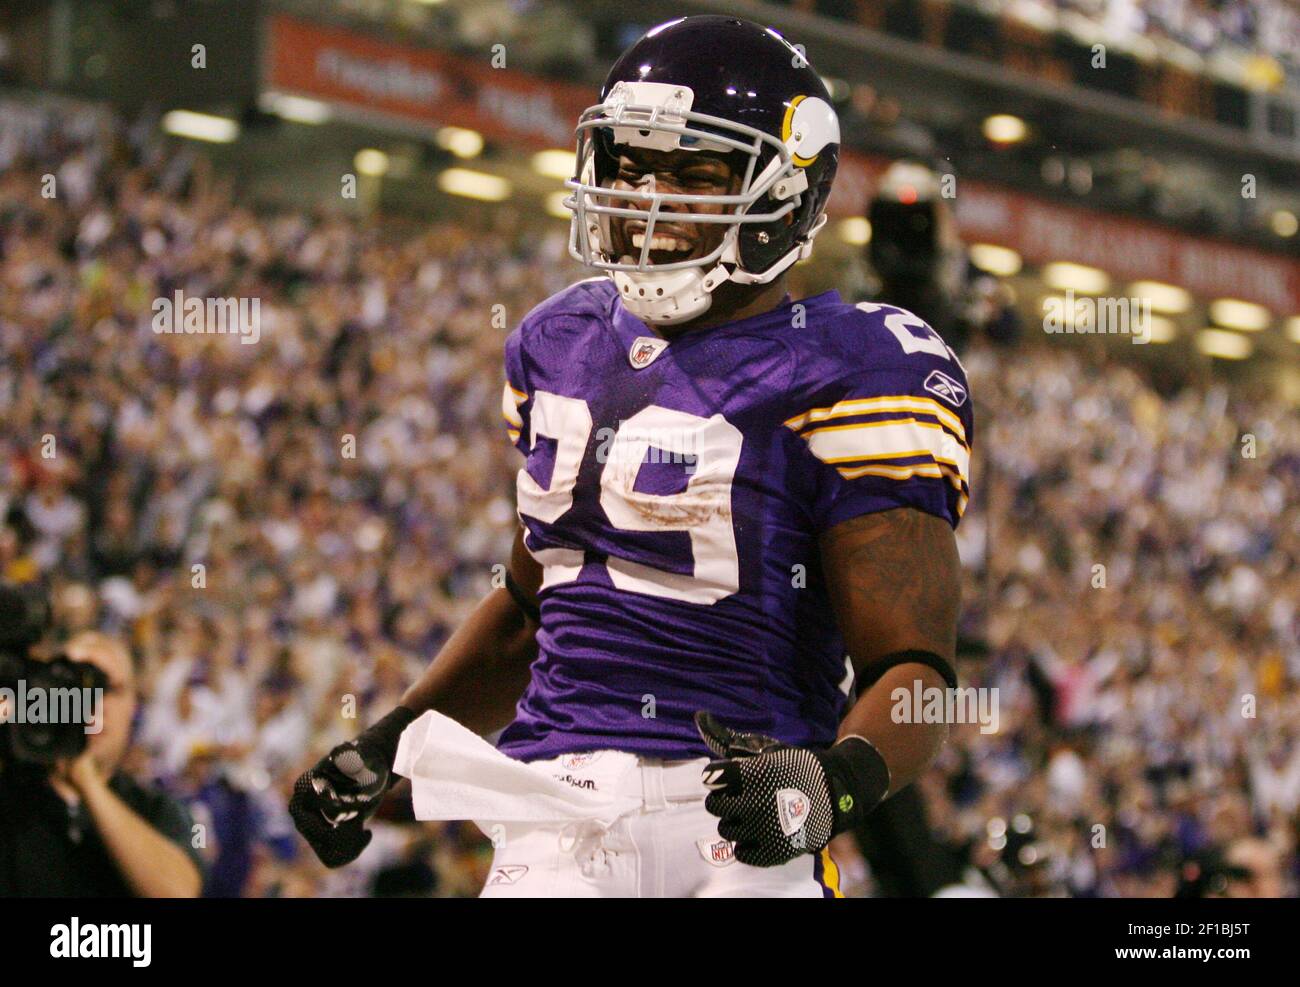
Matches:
[823,735,891,832]
[504,570,541,624]
[854,648,958,696]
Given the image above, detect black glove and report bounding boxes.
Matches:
[290,706,416,868]
[695,711,890,868]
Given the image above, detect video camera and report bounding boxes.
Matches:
[0,582,108,767]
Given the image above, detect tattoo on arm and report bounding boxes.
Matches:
[819,507,961,667]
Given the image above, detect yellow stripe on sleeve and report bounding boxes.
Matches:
[784,395,967,445]
[501,381,525,428]
[801,418,970,487]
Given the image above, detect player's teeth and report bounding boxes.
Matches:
[631,233,688,252]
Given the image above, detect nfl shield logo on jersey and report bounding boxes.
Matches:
[628,336,669,369]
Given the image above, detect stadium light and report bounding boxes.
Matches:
[533,149,577,180]
[162,110,238,143]
[544,191,570,219]
[259,92,332,125]
[435,127,484,159]
[969,243,1022,277]
[838,217,871,246]
[1270,210,1298,238]
[982,114,1026,144]
[820,76,849,101]
[438,168,512,202]
[1145,316,1178,343]
[1043,261,1109,294]
[354,149,390,177]
[1196,328,1252,360]
[1128,280,1191,315]
[1209,298,1270,331]
[1286,316,1300,343]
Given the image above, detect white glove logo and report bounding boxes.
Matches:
[776,788,810,836]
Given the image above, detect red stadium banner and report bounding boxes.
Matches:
[263,14,1300,315]
[261,14,594,148]
[833,152,1300,315]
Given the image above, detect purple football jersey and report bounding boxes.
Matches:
[496,279,972,761]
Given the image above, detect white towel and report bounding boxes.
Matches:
[392,711,642,828]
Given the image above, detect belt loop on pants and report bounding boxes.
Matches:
[640,760,668,812]
[642,758,708,805]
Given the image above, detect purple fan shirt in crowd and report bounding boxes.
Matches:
[495,279,973,761]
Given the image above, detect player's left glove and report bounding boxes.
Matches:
[695,711,891,868]
[289,706,415,868]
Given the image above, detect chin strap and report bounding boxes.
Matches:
[611,262,729,325]
[611,210,830,326]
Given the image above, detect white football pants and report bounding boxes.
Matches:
[393,711,843,899]
[478,751,843,898]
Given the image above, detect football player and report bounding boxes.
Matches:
[292,14,973,897]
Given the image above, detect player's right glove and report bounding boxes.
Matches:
[695,711,891,868]
[290,706,416,868]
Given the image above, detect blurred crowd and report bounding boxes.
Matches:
[295,0,1300,80]
[269,0,1300,92]
[844,0,1300,84]
[922,344,1300,897]
[1,97,564,896]
[1,98,1297,896]
[973,0,1300,71]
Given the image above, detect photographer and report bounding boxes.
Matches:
[863,160,1020,353]
[846,160,1013,897]
[0,628,204,897]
